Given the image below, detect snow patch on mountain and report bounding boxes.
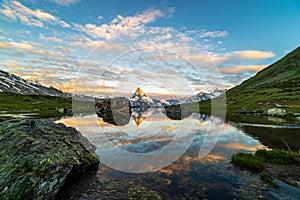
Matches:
[129,87,226,108]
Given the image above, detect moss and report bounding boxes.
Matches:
[81,153,99,165]
[0,119,99,200]
[232,149,300,187]
[232,152,265,172]
[260,173,279,188]
[255,149,299,164]
[128,185,162,200]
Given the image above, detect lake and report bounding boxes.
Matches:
[55,108,300,199]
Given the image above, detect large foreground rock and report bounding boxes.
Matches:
[0,119,99,200]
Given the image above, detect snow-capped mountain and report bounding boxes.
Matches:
[131,107,154,126]
[167,89,226,105]
[0,70,70,97]
[152,98,171,107]
[129,87,156,107]
[129,88,172,107]
[129,87,226,108]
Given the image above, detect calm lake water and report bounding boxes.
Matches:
[56,109,300,199]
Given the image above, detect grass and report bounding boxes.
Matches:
[260,172,279,188]
[198,47,300,117]
[232,149,299,172]
[232,149,300,186]
[0,92,72,121]
[128,185,162,200]
[232,152,265,172]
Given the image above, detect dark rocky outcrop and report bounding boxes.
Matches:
[163,103,199,120]
[236,107,252,115]
[0,119,99,200]
[95,97,131,126]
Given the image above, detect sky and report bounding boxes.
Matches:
[1,0,300,97]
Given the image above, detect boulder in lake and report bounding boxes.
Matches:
[95,97,131,126]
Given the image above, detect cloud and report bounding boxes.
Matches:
[74,7,176,40]
[55,46,75,52]
[47,0,81,6]
[198,30,228,38]
[220,65,268,73]
[0,41,34,50]
[230,50,275,59]
[0,6,17,20]
[39,33,63,43]
[0,1,70,28]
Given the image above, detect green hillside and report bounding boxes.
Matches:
[0,93,72,121]
[220,46,300,114]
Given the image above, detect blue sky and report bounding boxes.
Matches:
[0,0,300,96]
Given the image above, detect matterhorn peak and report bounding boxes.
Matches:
[134,87,145,96]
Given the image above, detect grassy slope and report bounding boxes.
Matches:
[200,46,300,115]
[0,92,72,121]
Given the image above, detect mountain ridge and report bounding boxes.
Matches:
[0,70,70,98]
[206,46,300,114]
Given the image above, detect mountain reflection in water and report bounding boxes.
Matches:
[55,108,300,199]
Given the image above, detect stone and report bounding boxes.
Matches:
[236,107,252,114]
[294,113,300,117]
[0,119,99,200]
[58,108,65,113]
[95,97,131,126]
[266,108,286,117]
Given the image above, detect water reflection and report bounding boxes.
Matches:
[95,97,131,126]
[55,108,300,199]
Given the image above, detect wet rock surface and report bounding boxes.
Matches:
[0,119,99,200]
[266,163,300,189]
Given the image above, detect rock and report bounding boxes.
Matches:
[296,117,300,121]
[163,103,198,120]
[294,113,300,117]
[0,119,99,200]
[266,108,286,117]
[58,108,65,113]
[274,103,291,108]
[236,107,252,114]
[95,97,131,126]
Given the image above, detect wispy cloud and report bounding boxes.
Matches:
[97,15,103,21]
[0,0,70,28]
[198,30,228,38]
[220,65,268,73]
[55,46,75,52]
[0,2,276,94]
[48,0,81,6]
[0,41,34,50]
[74,7,176,40]
[39,33,62,43]
[230,50,275,59]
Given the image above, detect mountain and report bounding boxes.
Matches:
[167,89,226,105]
[0,70,70,97]
[210,46,300,113]
[182,89,226,104]
[129,87,156,107]
[129,87,225,108]
[134,87,144,96]
[131,108,154,126]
